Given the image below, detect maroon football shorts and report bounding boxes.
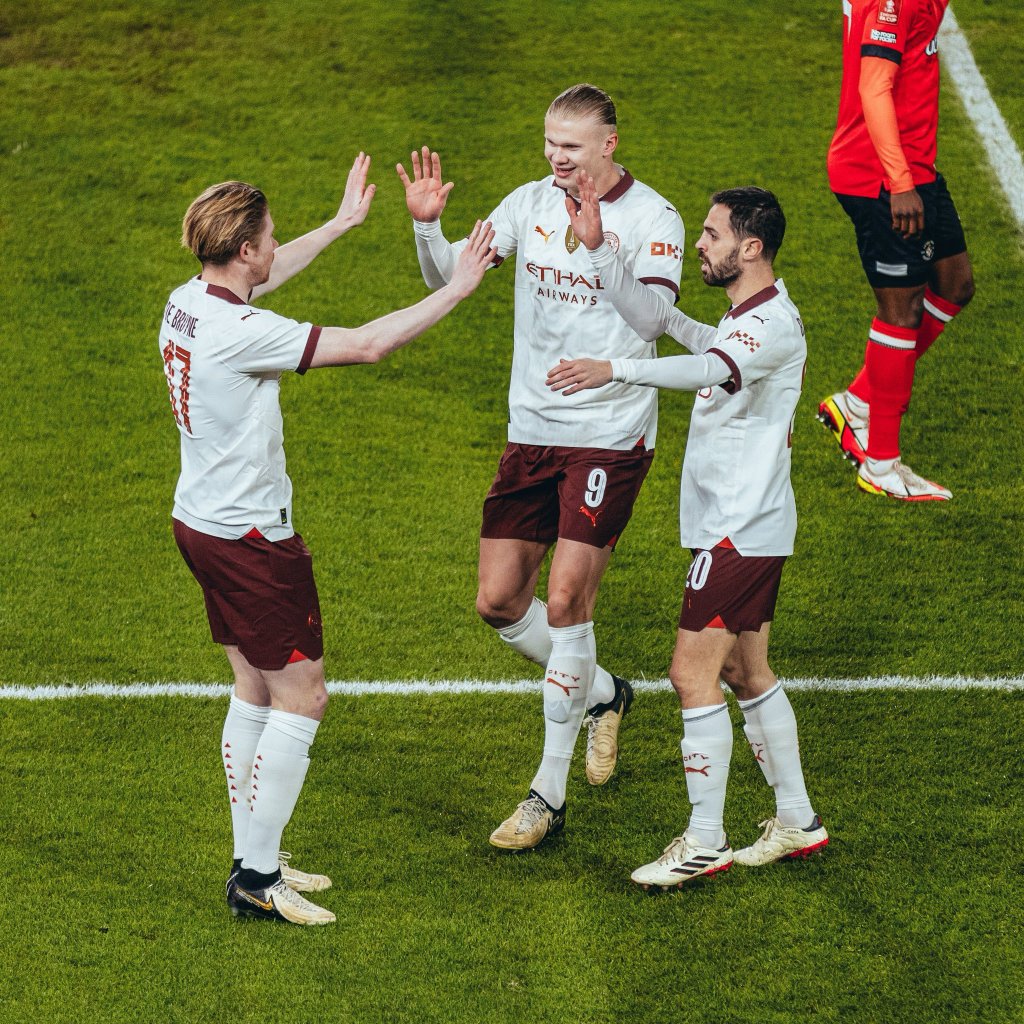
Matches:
[480,442,654,550]
[678,543,786,633]
[173,519,324,671]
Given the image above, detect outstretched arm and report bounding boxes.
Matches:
[251,152,376,300]
[309,221,496,367]
[547,351,732,395]
[397,147,459,288]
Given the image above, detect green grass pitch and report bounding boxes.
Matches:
[1,1,1023,1021]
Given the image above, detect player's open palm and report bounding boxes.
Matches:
[450,221,497,298]
[335,151,376,230]
[564,170,604,250]
[397,147,455,223]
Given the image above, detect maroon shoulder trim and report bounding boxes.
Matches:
[296,326,322,375]
[724,284,779,320]
[491,255,505,269]
[708,347,741,393]
[602,169,634,204]
[205,282,248,305]
[639,275,680,298]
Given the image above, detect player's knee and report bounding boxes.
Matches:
[476,589,520,629]
[545,587,589,628]
[951,274,975,308]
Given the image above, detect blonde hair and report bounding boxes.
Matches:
[181,181,267,265]
[547,84,617,129]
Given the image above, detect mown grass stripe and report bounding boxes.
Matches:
[2,676,1023,699]
[941,6,1024,230]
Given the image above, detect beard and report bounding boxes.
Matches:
[699,246,741,288]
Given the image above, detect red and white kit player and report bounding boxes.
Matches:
[398,84,685,849]
[162,157,495,924]
[821,0,974,500]
[549,181,828,888]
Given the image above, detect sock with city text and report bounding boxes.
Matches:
[530,621,596,809]
[681,703,733,849]
[738,684,815,828]
[497,597,615,707]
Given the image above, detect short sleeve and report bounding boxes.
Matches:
[222,307,321,375]
[859,0,917,62]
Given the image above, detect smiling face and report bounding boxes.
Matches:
[543,113,618,198]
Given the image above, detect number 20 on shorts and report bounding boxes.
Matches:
[686,550,713,591]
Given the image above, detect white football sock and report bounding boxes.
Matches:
[496,597,614,707]
[738,684,815,828]
[529,621,596,808]
[242,709,319,875]
[681,703,733,849]
[221,694,270,860]
[497,597,551,665]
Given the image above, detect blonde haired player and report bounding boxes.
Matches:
[163,154,495,924]
[399,85,686,849]
[548,176,827,888]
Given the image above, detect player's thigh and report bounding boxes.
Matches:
[223,644,272,706]
[477,536,551,624]
[556,445,654,550]
[669,627,737,709]
[546,538,613,626]
[480,443,562,547]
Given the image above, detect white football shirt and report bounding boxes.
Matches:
[611,280,805,555]
[159,277,320,540]
[484,171,685,450]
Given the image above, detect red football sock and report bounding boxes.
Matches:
[916,288,962,359]
[866,319,918,460]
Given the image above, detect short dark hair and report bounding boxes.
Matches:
[547,83,617,129]
[710,186,785,262]
[182,181,268,265]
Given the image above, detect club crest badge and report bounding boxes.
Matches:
[565,226,581,254]
[922,240,935,261]
[603,231,621,253]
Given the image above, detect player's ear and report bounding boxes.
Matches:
[743,236,764,262]
[603,131,618,158]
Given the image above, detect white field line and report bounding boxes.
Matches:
[1,676,1023,700]
[941,6,1024,231]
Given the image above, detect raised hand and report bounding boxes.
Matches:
[450,221,498,298]
[564,170,605,250]
[546,357,613,395]
[396,146,455,223]
[333,151,376,232]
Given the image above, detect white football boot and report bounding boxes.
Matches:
[279,851,332,893]
[817,391,869,465]
[227,876,336,925]
[734,815,829,866]
[857,459,951,501]
[630,832,733,891]
[489,790,566,850]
